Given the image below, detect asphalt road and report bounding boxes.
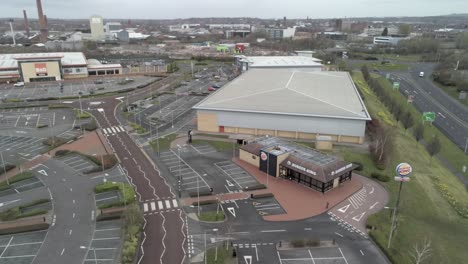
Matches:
[33,159,95,264]
[81,75,187,264]
[389,64,468,151]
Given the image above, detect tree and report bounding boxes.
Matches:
[399,24,412,36]
[382,27,388,36]
[401,111,414,131]
[413,124,424,142]
[361,65,370,81]
[455,32,468,50]
[409,238,432,264]
[426,136,441,157]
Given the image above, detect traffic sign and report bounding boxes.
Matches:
[393,82,400,90]
[396,163,412,177]
[422,112,436,122]
[394,176,411,182]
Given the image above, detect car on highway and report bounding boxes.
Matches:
[419,71,425,77]
[14,81,25,87]
[208,86,220,91]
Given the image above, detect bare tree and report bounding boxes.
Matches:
[409,238,432,264]
[413,124,424,142]
[426,136,441,157]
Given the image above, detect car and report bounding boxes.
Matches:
[94,80,104,84]
[212,84,222,89]
[419,72,425,77]
[208,86,219,91]
[14,82,24,87]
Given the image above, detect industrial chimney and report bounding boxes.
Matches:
[23,10,30,38]
[44,15,48,28]
[36,0,48,42]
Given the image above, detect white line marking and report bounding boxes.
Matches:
[150,202,156,211]
[143,203,149,212]
[60,248,65,255]
[158,201,163,210]
[335,232,344,237]
[339,248,349,264]
[260,230,285,233]
[165,200,171,209]
[172,199,178,208]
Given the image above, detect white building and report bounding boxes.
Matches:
[265,27,296,39]
[90,15,105,40]
[373,36,407,45]
[236,55,323,73]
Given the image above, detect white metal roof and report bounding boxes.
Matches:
[0,52,87,69]
[238,55,323,68]
[193,69,371,120]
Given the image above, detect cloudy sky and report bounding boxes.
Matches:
[1,0,467,19]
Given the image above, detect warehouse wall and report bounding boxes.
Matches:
[20,61,61,82]
[196,110,365,144]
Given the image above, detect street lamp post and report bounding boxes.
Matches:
[0,151,9,185]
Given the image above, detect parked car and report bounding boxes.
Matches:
[419,72,425,77]
[208,86,219,91]
[212,84,222,89]
[94,80,104,84]
[14,82,24,87]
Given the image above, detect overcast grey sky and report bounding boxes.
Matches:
[1,0,467,19]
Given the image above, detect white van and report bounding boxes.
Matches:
[419,72,425,77]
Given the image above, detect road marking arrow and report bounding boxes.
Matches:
[37,169,48,176]
[227,207,236,217]
[369,187,374,194]
[226,180,234,187]
[244,256,252,264]
[338,204,350,213]
[369,202,379,210]
[0,199,21,208]
[352,212,366,222]
[252,202,261,206]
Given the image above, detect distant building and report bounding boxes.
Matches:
[105,22,121,33]
[90,15,105,40]
[116,30,130,42]
[0,52,122,83]
[265,27,296,39]
[316,31,348,41]
[363,25,398,37]
[235,55,323,73]
[373,36,407,45]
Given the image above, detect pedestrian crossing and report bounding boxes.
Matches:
[142,199,179,215]
[102,126,126,135]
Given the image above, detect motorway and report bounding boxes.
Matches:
[79,75,187,264]
[384,63,468,151]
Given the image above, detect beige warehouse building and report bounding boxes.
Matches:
[193,69,371,144]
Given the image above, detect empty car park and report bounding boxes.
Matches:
[277,247,350,264]
[215,161,260,190]
[84,220,123,264]
[0,230,47,264]
[56,154,98,174]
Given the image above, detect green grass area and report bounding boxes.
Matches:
[205,246,235,264]
[3,98,23,103]
[150,133,177,151]
[199,211,225,222]
[433,82,468,107]
[75,110,91,119]
[352,72,468,264]
[335,146,379,177]
[192,139,234,152]
[0,199,50,221]
[94,182,136,209]
[195,133,230,139]
[129,122,146,134]
[121,204,143,264]
[0,171,34,190]
[353,62,409,71]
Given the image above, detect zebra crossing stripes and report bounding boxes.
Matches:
[102,126,125,135]
[143,199,178,214]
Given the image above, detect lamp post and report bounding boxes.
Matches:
[0,151,9,185]
[204,228,218,264]
[177,144,186,198]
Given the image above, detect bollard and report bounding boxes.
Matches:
[279,240,282,247]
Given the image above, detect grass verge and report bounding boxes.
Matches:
[94,182,136,209]
[352,71,468,264]
[0,171,34,190]
[199,211,225,222]
[129,122,146,134]
[0,199,50,221]
[75,110,91,119]
[149,133,177,151]
[192,139,234,152]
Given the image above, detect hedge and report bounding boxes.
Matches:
[352,161,364,171]
[189,190,212,197]
[370,172,390,182]
[192,199,217,206]
[252,193,274,199]
[244,184,266,191]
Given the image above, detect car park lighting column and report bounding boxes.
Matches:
[0,151,9,185]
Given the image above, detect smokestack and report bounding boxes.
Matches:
[23,10,30,38]
[36,0,48,42]
[44,15,48,28]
